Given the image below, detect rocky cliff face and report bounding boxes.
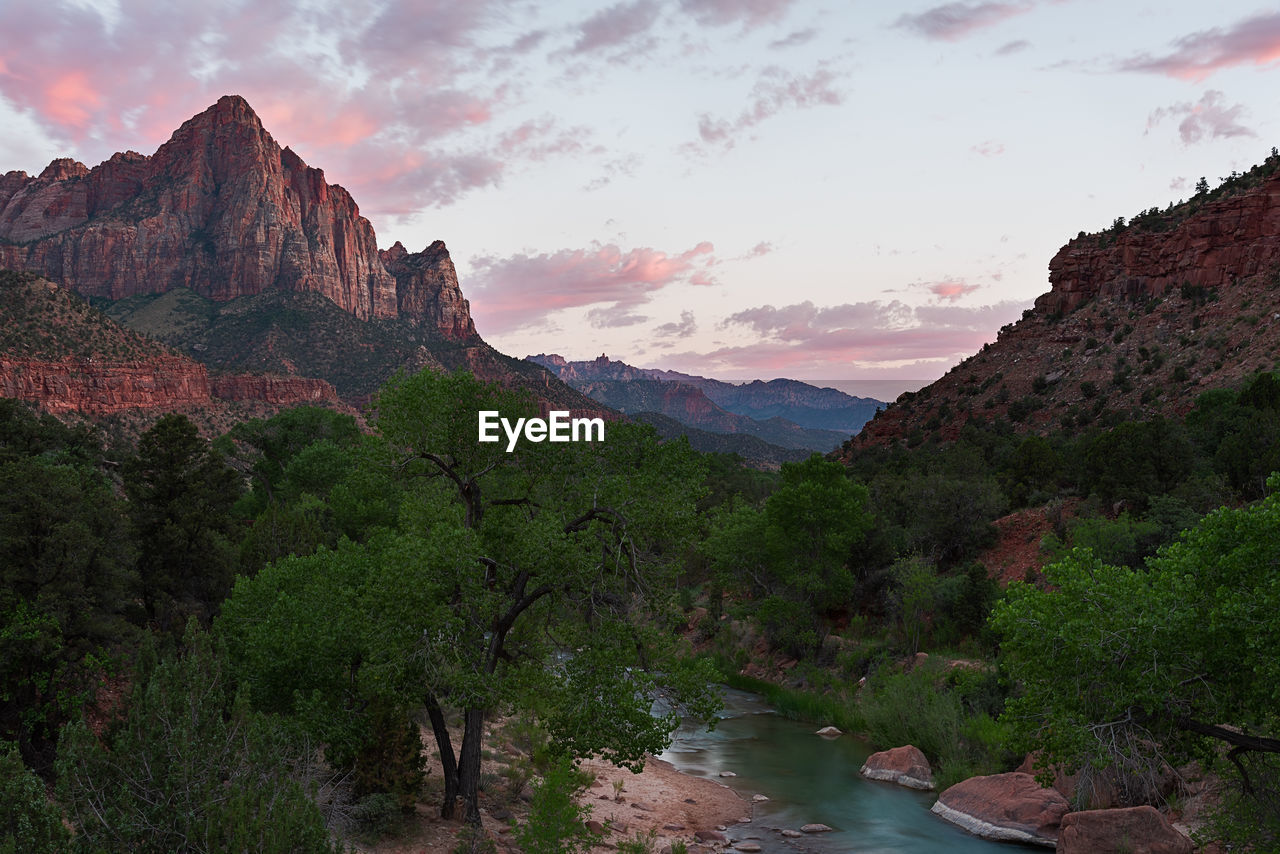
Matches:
[0,356,211,414]
[852,162,1280,448]
[380,240,476,340]
[1041,172,1280,315]
[0,95,472,336]
[0,356,340,415]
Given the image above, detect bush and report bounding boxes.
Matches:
[57,625,340,854]
[513,755,603,854]
[861,664,964,763]
[0,741,69,853]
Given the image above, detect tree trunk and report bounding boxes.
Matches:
[458,706,486,825]
[426,695,459,819]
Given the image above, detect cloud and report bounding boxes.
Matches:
[0,0,607,217]
[743,241,774,259]
[587,306,650,327]
[691,66,844,153]
[994,38,1030,55]
[769,28,818,49]
[679,0,800,29]
[568,0,662,55]
[654,310,698,338]
[970,140,1004,156]
[927,279,982,301]
[708,298,1030,371]
[467,241,717,334]
[893,2,1031,42]
[1120,12,1280,82]
[1146,90,1255,145]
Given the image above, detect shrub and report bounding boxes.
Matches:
[513,756,603,854]
[0,741,69,853]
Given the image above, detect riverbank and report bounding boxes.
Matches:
[577,755,750,851]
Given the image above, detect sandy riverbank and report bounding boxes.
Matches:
[354,751,749,853]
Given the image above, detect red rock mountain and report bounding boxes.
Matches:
[0,95,473,340]
[0,96,602,420]
[853,156,1280,448]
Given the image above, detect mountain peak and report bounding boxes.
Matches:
[209,94,264,128]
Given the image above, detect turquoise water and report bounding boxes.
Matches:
[659,688,1040,853]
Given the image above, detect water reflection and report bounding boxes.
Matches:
[659,688,1040,853]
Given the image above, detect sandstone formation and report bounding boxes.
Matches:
[380,240,476,340]
[1058,806,1193,854]
[860,745,934,790]
[0,355,341,416]
[0,95,471,338]
[0,357,210,414]
[208,373,339,406]
[1041,174,1280,315]
[851,160,1280,448]
[930,772,1069,847]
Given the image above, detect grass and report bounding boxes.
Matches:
[714,662,865,733]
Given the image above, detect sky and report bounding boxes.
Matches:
[2,1,1279,398]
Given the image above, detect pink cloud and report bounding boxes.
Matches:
[970,140,1004,157]
[693,66,844,152]
[893,2,1031,42]
[679,0,800,29]
[1146,90,1255,145]
[708,298,1030,371]
[1120,12,1280,82]
[0,0,592,217]
[467,241,718,334]
[928,279,982,301]
[569,0,662,54]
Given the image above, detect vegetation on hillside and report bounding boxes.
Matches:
[0,270,174,362]
[2,362,1280,849]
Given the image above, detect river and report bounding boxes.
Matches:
[659,688,1041,853]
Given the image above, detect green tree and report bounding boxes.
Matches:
[0,741,70,853]
[993,476,1280,832]
[124,414,242,631]
[0,456,136,767]
[57,624,341,854]
[223,369,720,825]
[219,406,362,512]
[1080,418,1193,509]
[706,456,872,656]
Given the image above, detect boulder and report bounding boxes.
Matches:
[930,772,1069,847]
[860,745,934,790]
[799,824,833,833]
[1059,806,1193,854]
[816,726,842,737]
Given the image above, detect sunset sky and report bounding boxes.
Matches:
[2,1,1279,396]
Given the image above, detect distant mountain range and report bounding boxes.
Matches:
[527,354,885,455]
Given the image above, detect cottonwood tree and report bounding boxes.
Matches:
[222,370,719,824]
[993,476,1280,837]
